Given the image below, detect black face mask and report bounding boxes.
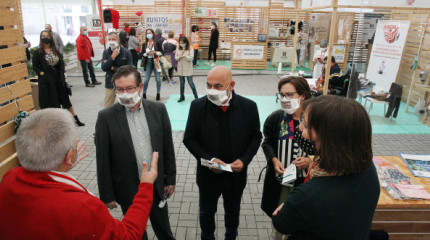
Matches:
[196,28,199,31]
[126,37,129,41]
[42,38,51,44]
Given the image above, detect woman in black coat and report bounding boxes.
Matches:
[205,22,219,67]
[32,30,84,126]
[260,77,313,240]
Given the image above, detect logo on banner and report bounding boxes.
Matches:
[235,48,243,57]
[383,24,400,43]
[406,0,415,6]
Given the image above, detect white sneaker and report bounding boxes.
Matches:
[205,61,210,65]
[210,63,216,67]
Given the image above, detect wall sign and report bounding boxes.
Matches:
[86,15,105,60]
[145,14,182,37]
[233,45,264,60]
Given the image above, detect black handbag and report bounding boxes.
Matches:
[65,82,72,96]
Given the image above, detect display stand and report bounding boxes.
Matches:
[0,0,34,181]
[231,42,267,70]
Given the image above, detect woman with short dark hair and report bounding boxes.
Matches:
[162,30,178,85]
[191,25,200,67]
[205,22,219,67]
[32,30,85,126]
[140,28,162,101]
[261,77,314,240]
[272,95,380,240]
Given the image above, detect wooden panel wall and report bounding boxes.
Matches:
[392,10,430,122]
[0,0,33,181]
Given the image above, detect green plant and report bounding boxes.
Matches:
[63,43,76,54]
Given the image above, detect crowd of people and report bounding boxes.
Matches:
[0,23,381,240]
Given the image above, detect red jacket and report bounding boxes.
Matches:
[76,34,94,61]
[0,167,153,240]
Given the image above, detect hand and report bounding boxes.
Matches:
[231,159,244,172]
[164,185,175,198]
[156,51,162,56]
[71,138,89,169]
[143,53,148,57]
[211,158,226,174]
[111,66,114,71]
[85,59,90,63]
[105,201,118,209]
[272,157,285,174]
[140,152,158,183]
[292,157,311,170]
[40,72,45,76]
[272,203,284,216]
[148,51,156,56]
[112,48,120,59]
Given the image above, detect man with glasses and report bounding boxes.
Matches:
[183,66,262,240]
[101,32,133,108]
[95,65,176,240]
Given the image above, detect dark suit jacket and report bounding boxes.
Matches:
[95,101,176,207]
[183,92,262,189]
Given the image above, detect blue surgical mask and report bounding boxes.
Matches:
[83,31,88,36]
[147,34,153,40]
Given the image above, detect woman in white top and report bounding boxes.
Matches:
[128,28,139,67]
[175,36,198,102]
[312,40,328,79]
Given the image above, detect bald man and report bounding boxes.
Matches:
[76,26,101,87]
[45,24,64,55]
[183,66,262,240]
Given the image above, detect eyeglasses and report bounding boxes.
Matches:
[114,86,138,93]
[275,92,297,103]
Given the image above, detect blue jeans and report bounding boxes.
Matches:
[80,60,97,84]
[143,58,161,94]
[199,186,244,240]
[179,76,197,97]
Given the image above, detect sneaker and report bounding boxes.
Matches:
[169,80,176,86]
[92,81,102,85]
[85,83,95,87]
[205,61,210,65]
[210,63,216,67]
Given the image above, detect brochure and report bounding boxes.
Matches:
[201,159,233,172]
[400,153,430,178]
[282,164,297,186]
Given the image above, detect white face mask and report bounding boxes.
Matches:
[211,26,214,30]
[180,43,186,48]
[280,97,300,115]
[116,91,141,108]
[207,84,231,106]
[108,41,118,50]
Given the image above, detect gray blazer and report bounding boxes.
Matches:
[95,100,176,207]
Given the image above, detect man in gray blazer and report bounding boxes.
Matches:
[95,65,176,240]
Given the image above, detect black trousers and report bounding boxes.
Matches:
[199,185,244,240]
[80,60,97,84]
[193,49,199,66]
[208,48,217,62]
[121,189,175,240]
[130,49,138,68]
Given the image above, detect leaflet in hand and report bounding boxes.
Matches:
[201,159,233,172]
[282,164,297,186]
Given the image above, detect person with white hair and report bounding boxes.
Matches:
[312,39,329,79]
[0,108,158,240]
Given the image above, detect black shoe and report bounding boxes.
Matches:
[142,93,147,99]
[177,96,185,102]
[156,93,160,101]
[74,115,85,127]
[85,83,95,87]
[92,81,102,85]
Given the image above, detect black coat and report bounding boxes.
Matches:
[32,49,71,109]
[95,101,176,207]
[183,92,262,190]
[209,29,219,50]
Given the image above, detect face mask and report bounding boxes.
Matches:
[83,31,88,36]
[147,34,153,40]
[42,37,51,44]
[211,26,214,30]
[207,84,231,106]
[126,37,129,41]
[180,43,186,48]
[320,47,327,51]
[280,97,300,115]
[116,91,141,108]
[108,41,118,50]
[196,28,199,31]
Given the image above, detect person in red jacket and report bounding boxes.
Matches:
[76,26,101,87]
[0,108,158,240]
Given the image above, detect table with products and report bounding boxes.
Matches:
[372,156,430,240]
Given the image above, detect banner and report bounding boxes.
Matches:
[367,20,410,92]
[86,15,105,61]
[233,45,264,60]
[338,0,429,8]
[145,14,182,37]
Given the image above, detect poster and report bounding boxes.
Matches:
[86,15,105,61]
[224,18,254,33]
[145,14,182,37]
[309,13,331,41]
[400,153,430,178]
[332,45,346,63]
[362,13,385,42]
[194,7,207,17]
[233,45,264,60]
[367,20,410,92]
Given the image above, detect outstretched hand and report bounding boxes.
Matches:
[140,152,159,183]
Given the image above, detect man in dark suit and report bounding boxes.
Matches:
[95,65,176,240]
[183,66,262,240]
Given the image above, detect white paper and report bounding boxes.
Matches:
[201,159,233,172]
[282,164,297,185]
